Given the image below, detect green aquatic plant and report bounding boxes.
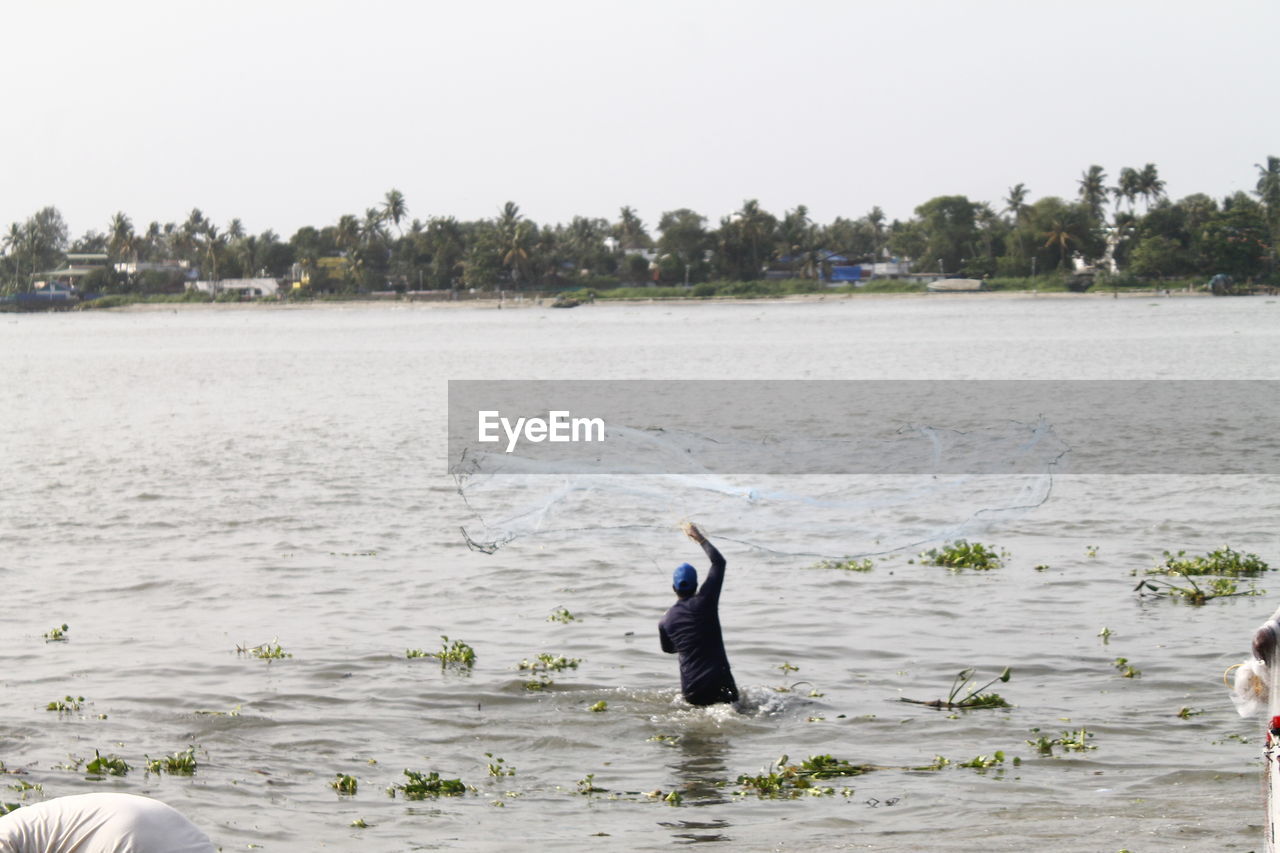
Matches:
[799,754,872,779]
[1146,546,1270,577]
[350,818,369,828]
[429,636,477,669]
[735,754,868,798]
[664,790,682,806]
[1113,657,1141,678]
[901,667,1012,710]
[85,750,130,777]
[1134,576,1261,605]
[518,652,581,689]
[484,753,515,777]
[548,607,576,623]
[237,639,292,660]
[46,695,85,713]
[330,773,358,795]
[920,541,1005,570]
[1097,626,1113,644]
[576,773,606,795]
[1176,706,1203,719]
[6,780,42,796]
[1028,726,1095,756]
[43,624,69,642]
[1086,545,1099,559]
[811,557,873,572]
[589,700,607,712]
[387,769,466,799]
[145,747,197,776]
[956,751,1006,771]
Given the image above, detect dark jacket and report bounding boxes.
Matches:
[659,539,738,705]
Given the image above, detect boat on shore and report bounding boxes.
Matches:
[926,278,984,293]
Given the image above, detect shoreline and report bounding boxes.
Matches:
[99,288,1220,313]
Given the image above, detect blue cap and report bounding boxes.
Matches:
[673,563,698,594]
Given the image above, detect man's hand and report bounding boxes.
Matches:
[681,521,706,544]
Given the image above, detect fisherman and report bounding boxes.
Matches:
[659,521,739,706]
[0,793,215,853]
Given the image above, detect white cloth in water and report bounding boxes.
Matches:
[0,793,214,853]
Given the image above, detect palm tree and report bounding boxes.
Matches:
[382,189,408,236]
[973,202,1000,265]
[1004,185,1030,263]
[1114,168,1141,213]
[497,201,522,236]
[360,208,387,247]
[1256,156,1280,274]
[1043,218,1082,270]
[1003,184,1029,224]
[613,206,649,250]
[1078,166,1109,222]
[107,212,135,263]
[1136,163,1166,211]
[502,221,532,287]
[201,224,226,281]
[1257,156,1280,211]
[865,206,887,257]
[335,215,360,253]
[733,199,775,278]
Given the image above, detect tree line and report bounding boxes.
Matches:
[2,158,1277,295]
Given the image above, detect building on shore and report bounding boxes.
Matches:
[189,278,281,298]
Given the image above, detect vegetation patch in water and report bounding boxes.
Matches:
[43,624,69,642]
[901,667,1012,710]
[575,773,606,795]
[518,652,581,690]
[410,635,476,669]
[920,541,1005,570]
[735,754,868,798]
[810,557,873,572]
[1134,576,1262,605]
[387,769,467,799]
[237,639,292,660]
[1146,546,1269,577]
[1027,727,1095,756]
[85,750,130,777]
[1113,657,1141,678]
[547,607,576,623]
[145,747,198,776]
[330,773,358,795]
[46,695,85,713]
[484,753,515,777]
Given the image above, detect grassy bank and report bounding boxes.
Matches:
[7,274,1223,313]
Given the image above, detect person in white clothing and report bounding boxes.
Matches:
[0,792,214,853]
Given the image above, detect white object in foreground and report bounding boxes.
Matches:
[0,793,214,853]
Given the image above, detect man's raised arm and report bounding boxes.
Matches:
[682,522,726,598]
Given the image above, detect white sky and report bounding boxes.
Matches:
[2,0,1276,239]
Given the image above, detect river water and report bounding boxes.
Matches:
[1,294,1278,851]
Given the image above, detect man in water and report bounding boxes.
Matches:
[659,521,739,706]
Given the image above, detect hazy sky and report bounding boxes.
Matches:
[2,0,1276,239]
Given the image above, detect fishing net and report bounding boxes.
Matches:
[452,419,1066,560]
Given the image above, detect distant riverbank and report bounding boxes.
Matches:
[95,287,1221,313]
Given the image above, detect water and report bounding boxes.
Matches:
[1,294,1278,851]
